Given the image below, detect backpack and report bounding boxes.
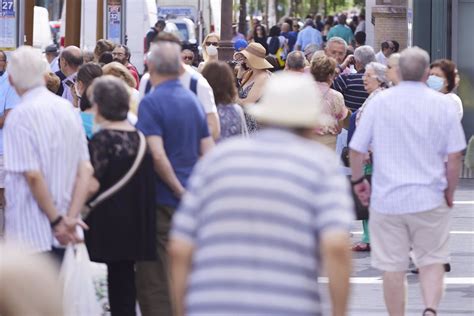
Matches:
[268,37,280,55]
[145,74,198,95]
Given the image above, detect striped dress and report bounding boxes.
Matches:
[171,128,354,315]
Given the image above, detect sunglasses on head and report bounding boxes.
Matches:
[205,42,219,47]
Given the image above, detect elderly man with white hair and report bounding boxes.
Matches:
[333,45,376,111]
[3,46,92,259]
[349,47,466,316]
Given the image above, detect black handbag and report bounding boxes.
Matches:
[349,175,371,221]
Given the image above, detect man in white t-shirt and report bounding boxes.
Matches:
[139,34,220,140]
[375,41,394,66]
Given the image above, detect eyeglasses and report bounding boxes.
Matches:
[183,56,193,60]
[205,42,219,47]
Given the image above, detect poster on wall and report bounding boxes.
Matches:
[107,0,122,44]
[0,0,17,50]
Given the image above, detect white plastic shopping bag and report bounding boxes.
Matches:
[60,243,102,316]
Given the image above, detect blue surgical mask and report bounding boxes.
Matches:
[427,75,445,91]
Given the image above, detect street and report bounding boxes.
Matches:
[322,179,474,315]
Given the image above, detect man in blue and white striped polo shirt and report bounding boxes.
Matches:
[333,45,375,111]
[169,72,354,316]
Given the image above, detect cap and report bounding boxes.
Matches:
[234,39,248,52]
[43,44,58,54]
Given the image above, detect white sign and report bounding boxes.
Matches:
[0,0,17,50]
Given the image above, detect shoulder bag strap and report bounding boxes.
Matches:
[190,74,199,95]
[88,131,147,209]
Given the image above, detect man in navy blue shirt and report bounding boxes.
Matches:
[135,40,214,316]
[333,45,375,111]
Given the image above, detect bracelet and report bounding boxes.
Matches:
[350,176,365,186]
[50,215,63,228]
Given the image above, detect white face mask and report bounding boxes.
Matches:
[206,45,218,57]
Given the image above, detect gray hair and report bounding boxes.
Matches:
[147,41,181,76]
[354,45,376,68]
[326,37,347,50]
[7,46,48,91]
[303,44,320,60]
[399,47,429,81]
[304,18,315,28]
[366,62,389,87]
[286,51,306,70]
[90,75,130,121]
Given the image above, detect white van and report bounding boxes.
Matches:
[59,0,157,74]
[126,0,158,74]
[33,6,53,50]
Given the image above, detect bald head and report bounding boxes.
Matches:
[281,23,290,33]
[60,46,83,76]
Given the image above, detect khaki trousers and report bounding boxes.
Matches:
[136,205,175,316]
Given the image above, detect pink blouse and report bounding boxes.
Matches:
[315,81,348,135]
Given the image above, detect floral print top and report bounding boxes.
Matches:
[217,103,249,142]
[314,81,349,135]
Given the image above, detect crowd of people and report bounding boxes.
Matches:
[0,10,472,316]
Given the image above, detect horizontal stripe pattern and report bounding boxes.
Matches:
[171,128,354,315]
[333,73,369,110]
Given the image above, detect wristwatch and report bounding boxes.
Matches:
[50,215,63,228]
[350,176,365,186]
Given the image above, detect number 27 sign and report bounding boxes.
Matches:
[1,0,15,17]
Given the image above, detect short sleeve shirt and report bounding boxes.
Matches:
[171,128,353,315]
[136,79,209,208]
[349,82,466,214]
[180,65,218,114]
[0,72,20,155]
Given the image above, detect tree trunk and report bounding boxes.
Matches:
[287,0,293,16]
[267,0,276,27]
[239,0,247,36]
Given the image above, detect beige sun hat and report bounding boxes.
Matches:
[241,42,274,70]
[246,72,330,128]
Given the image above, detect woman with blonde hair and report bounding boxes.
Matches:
[198,33,220,72]
[310,51,349,151]
[102,62,140,117]
[94,39,115,62]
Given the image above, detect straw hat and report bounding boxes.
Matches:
[246,72,330,128]
[241,43,274,70]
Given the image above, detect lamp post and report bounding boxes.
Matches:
[219,0,234,62]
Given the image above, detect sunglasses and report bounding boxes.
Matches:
[183,56,193,60]
[205,42,219,47]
